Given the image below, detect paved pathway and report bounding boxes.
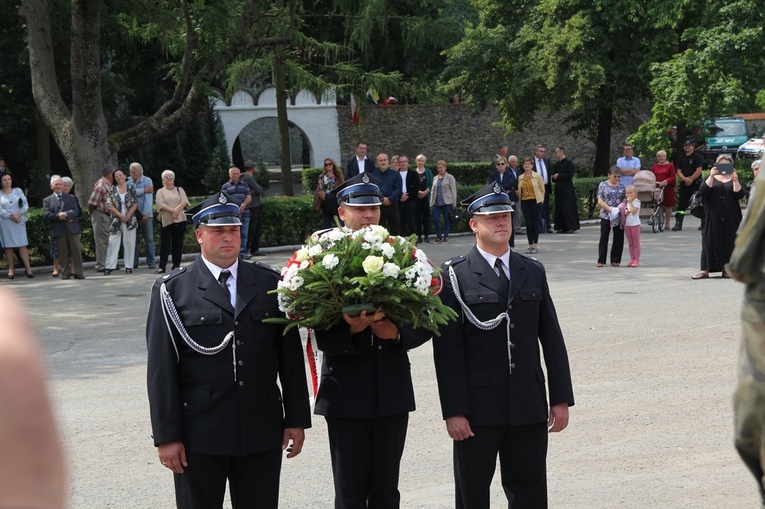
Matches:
[9,216,757,508]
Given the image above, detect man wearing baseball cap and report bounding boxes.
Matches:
[433,182,574,508]
[673,139,704,231]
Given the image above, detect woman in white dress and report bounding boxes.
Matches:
[0,172,33,278]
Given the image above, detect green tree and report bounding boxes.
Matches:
[19,0,294,205]
[630,0,765,161]
[443,0,675,175]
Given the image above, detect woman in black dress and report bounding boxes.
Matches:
[692,154,745,279]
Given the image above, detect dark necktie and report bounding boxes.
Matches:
[57,194,63,211]
[494,258,510,296]
[218,270,232,307]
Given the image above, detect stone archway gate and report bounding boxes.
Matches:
[212,87,341,169]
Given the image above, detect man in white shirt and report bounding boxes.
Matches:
[533,145,554,234]
[343,141,375,179]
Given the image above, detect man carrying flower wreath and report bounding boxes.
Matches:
[433,182,575,509]
[312,173,432,509]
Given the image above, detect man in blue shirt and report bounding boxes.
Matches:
[221,167,252,258]
[129,162,156,269]
[370,153,402,235]
[616,144,641,187]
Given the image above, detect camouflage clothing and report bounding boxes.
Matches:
[735,285,765,507]
[734,171,765,506]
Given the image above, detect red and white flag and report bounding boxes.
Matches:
[350,94,359,125]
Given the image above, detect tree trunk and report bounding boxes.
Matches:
[593,106,613,177]
[21,0,114,206]
[35,108,51,199]
[275,48,294,196]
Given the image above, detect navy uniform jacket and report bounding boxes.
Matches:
[313,321,431,419]
[146,257,311,456]
[434,247,574,426]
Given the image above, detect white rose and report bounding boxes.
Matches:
[370,225,389,238]
[362,256,385,274]
[295,247,310,262]
[309,244,324,257]
[322,253,340,270]
[382,262,400,278]
[379,243,395,259]
[328,229,346,242]
[299,260,311,270]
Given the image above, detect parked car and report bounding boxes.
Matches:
[701,116,750,163]
[736,136,765,160]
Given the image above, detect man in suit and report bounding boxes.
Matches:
[43,175,85,280]
[146,191,311,509]
[533,145,554,233]
[343,141,376,180]
[434,182,574,509]
[313,173,431,509]
[551,147,580,234]
[490,143,508,172]
[370,152,402,235]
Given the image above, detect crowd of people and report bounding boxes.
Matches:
[328,141,583,254]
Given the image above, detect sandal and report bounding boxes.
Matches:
[596,263,605,267]
[611,262,620,267]
[154,268,165,274]
[692,271,709,280]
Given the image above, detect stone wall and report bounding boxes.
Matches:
[337,103,652,169]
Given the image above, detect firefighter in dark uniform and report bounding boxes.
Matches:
[433,182,575,509]
[146,191,311,509]
[313,173,432,509]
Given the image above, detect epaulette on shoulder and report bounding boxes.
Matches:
[155,266,186,286]
[514,251,543,267]
[252,260,282,276]
[443,255,466,267]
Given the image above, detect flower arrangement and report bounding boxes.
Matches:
[269,225,458,335]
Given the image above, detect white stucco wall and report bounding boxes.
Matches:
[212,87,341,167]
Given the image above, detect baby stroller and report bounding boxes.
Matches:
[632,170,666,233]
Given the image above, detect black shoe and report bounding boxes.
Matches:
[73,274,85,280]
[546,228,554,234]
[103,269,112,275]
[61,275,71,280]
[424,238,430,243]
[96,267,106,273]
[564,229,575,234]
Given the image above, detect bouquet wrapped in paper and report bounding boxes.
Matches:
[270,225,458,334]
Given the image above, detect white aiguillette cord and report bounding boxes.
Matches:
[448,266,513,373]
[160,282,238,380]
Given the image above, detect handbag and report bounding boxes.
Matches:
[312,193,325,212]
[449,208,464,223]
[688,190,704,219]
